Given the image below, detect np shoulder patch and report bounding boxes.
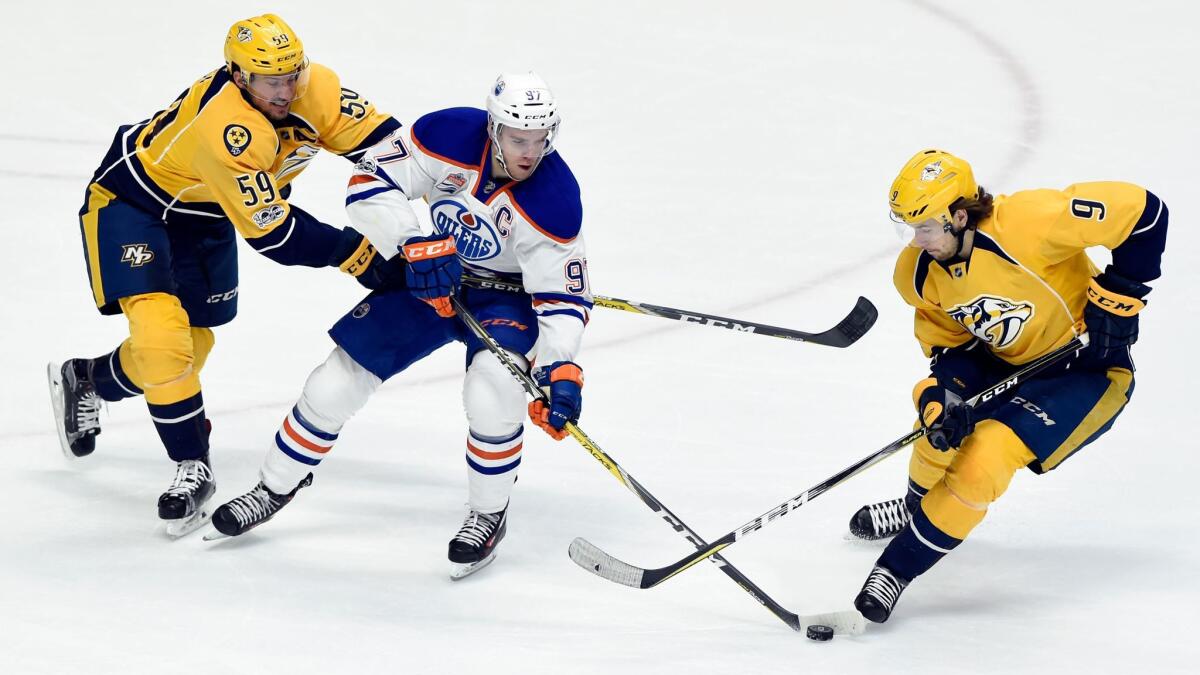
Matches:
[224,124,252,157]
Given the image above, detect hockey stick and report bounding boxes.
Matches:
[461,275,878,348]
[569,334,1089,590]
[452,297,865,635]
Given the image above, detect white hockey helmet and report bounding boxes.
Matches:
[486,71,560,166]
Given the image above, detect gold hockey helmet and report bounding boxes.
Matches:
[224,14,306,77]
[888,149,978,226]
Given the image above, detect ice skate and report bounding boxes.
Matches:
[448,505,507,580]
[206,473,313,540]
[46,360,103,459]
[159,455,216,537]
[854,564,909,623]
[848,496,911,541]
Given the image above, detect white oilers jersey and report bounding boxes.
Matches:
[345,107,591,364]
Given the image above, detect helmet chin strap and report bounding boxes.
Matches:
[950,222,975,260]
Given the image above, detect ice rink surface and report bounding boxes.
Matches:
[2,1,1197,672]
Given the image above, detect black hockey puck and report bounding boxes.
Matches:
[805,624,834,641]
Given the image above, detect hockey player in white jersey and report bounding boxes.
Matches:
[210,73,591,578]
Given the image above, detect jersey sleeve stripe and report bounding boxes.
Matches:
[251,216,297,252]
[532,293,594,309]
[345,185,398,206]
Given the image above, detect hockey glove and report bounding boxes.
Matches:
[1080,267,1150,366]
[330,227,406,290]
[914,377,976,451]
[402,234,462,317]
[529,361,583,441]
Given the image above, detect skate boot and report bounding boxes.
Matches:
[854,564,910,623]
[208,473,313,539]
[46,360,103,459]
[448,505,507,580]
[849,496,913,541]
[158,454,216,537]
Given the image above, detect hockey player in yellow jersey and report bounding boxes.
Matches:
[848,149,1168,623]
[46,14,403,535]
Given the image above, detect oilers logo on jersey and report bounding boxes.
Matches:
[430,199,503,261]
[947,295,1034,349]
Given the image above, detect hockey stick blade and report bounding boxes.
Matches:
[570,537,866,635]
[571,535,731,589]
[793,295,878,348]
[569,537,647,588]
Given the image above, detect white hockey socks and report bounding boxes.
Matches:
[260,347,380,494]
[465,427,523,513]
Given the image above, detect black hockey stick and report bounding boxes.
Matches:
[452,297,865,634]
[569,334,1088,589]
[461,275,878,348]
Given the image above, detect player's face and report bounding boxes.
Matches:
[237,68,308,121]
[908,217,957,260]
[496,127,549,180]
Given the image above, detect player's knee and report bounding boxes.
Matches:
[463,349,527,437]
[921,481,987,541]
[945,421,1032,505]
[190,327,215,373]
[119,293,195,388]
[909,430,955,491]
[297,347,381,431]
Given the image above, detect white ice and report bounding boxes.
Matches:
[1,1,1197,673]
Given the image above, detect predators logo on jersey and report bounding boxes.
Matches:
[224,124,251,156]
[947,295,1034,349]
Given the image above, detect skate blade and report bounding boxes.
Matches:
[201,526,235,542]
[450,552,498,581]
[842,530,891,546]
[164,508,212,538]
[46,362,78,462]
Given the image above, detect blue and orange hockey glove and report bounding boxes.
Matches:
[1080,267,1150,367]
[529,361,584,441]
[914,377,975,451]
[402,234,462,317]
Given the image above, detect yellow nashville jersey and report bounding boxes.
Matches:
[894,181,1151,365]
[107,63,394,240]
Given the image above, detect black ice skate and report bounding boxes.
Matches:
[158,455,216,537]
[854,564,910,623]
[848,496,912,541]
[207,473,313,540]
[46,360,103,459]
[448,505,507,580]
